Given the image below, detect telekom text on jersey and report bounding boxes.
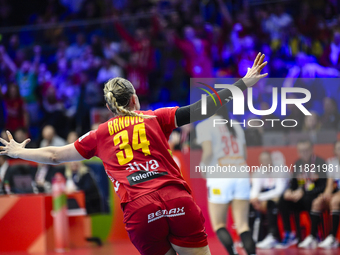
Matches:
[201,85,311,128]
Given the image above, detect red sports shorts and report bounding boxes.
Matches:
[122,184,208,255]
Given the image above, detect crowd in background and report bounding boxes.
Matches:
[0,0,340,145]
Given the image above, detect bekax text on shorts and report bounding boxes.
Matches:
[148,207,185,223]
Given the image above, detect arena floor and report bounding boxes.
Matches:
[3,237,340,255]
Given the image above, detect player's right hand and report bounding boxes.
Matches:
[0,131,31,158]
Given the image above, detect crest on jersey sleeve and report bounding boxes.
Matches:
[79,131,91,142]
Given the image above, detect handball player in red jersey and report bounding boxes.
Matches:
[0,53,267,255]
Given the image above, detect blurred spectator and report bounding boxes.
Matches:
[0,95,5,133]
[37,63,52,88]
[277,140,327,248]
[320,97,340,130]
[2,45,41,125]
[77,72,102,134]
[34,164,65,193]
[65,161,103,214]
[41,85,65,134]
[79,46,101,71]
[113,16,156,73]
[315,140,340,248]
[295,2,318,39]
[249,151,288,249]
[113,15,158,95]
[263,4,292,42]
[320,29,340,68]
[303,111,320,132]
[90,34,104,58]
[97,58,122,84]
[112,53,149,97]
[303,140,340,249]
[66,33,88,60]
[3,83,28,132]
[171,26,213,78]
[40,125,66,147]
[303,111,321,143]
[14,127,37,148]
[67,131,78,144]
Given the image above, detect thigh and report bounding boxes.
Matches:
[164,195,208,249]
[124,202,172,255]
[208,202,229,231]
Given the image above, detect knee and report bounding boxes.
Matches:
[212,223,226,232]
[235,222,249,235]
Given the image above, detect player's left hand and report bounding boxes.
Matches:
[0,131,31,158]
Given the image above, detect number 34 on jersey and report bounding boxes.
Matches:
[108,115,151,165]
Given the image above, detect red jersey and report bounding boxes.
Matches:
[74,107,191,205]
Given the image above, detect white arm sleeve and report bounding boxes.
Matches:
[250,177,262,199]
[258,178,287,201]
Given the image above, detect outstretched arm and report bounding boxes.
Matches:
[175,53,268,127]
[0,131,84,164]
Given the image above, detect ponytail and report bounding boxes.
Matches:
[104,77,155,119]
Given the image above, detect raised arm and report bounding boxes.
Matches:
[175,53,268,127]
[217,0,232,26]
[0,46,17,74]
[113,19,138,49]
[0,131,84,164]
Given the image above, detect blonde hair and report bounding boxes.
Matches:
[103,77,154,119]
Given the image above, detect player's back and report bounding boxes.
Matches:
[75,107,190,204]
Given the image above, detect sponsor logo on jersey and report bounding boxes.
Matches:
[126,160,160,172]
[126,170,168,185]
[147,207,185,223]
